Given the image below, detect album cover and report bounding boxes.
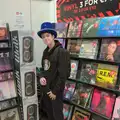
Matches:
[0,107,20,120]
[69,60,79,79]
[0,22,9,40]
[112,96,120,120]
[63,81,76,100]
[67,21,83,38]
[91,88,116,118]
[67,39,82,56]
[63,103,73,120]
[55,39,66,48]
[72,83,93,108]
[79,39,99,59]
[97,16,120,37]
[0,81,11,101]
[72,107,90,120]
[8,80,17,98]
[80,62,98,84]
[53,22,68,38]
[99,39,120,63]
[96,64,118,89]
[82,18,101,38]
[11,31,35,67]
[0,43,8,48]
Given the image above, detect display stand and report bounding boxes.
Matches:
[54,16,120,120]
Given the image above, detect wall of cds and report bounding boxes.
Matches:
[53,15,120,120]
[0,21,20,119]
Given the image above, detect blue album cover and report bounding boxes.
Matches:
[98,16,120,30]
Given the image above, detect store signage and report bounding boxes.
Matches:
[57,0,120,22]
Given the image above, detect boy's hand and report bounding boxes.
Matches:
[47,91,56,100]
[40,77,47,86]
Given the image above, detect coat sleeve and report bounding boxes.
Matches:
[52,48,70,94]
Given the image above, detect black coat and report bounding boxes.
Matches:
[38,40,70,97]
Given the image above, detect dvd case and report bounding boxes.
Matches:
[63,103,73,120]
[91,88,116,118]
[79,39,99,59]
[112,96,120,120]
[96,64,118,89]
[72,83,93,108]
[53,22,68,38]
[99,38,120,63]
[69,60,79,79]
[72,107,91,120]
[63,81,76,100]
[80,62,98,84]
[82,18,101,38]
[55,39,66,48]
[67,21,83,38]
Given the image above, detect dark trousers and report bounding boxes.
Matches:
[41,94,64,120]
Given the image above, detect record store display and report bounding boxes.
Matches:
[54,15,120,120]
[67,21,83,38]
[79,39,99,59]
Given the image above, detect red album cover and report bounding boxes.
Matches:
[72,83,93,108]
[63,103,73,120]
[67,21,83,38]
[91,88,116,118]
[64,81,76,100]
[112,96,120,120]
[99,39,120,63]
[67,39,82,56]
[0,22,9,40]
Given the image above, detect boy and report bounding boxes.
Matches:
[37,22,70,120]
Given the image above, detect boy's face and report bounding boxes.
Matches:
[41,32,54,46]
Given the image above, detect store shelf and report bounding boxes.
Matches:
[0,69,13,73]
[0,97,17,103]
[70,55,120,65]
[63,99,110,120]
[0,39,10,42]
[68,78,120,95]
[0,105,18,113]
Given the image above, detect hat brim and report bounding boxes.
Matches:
[37,29,57,38]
